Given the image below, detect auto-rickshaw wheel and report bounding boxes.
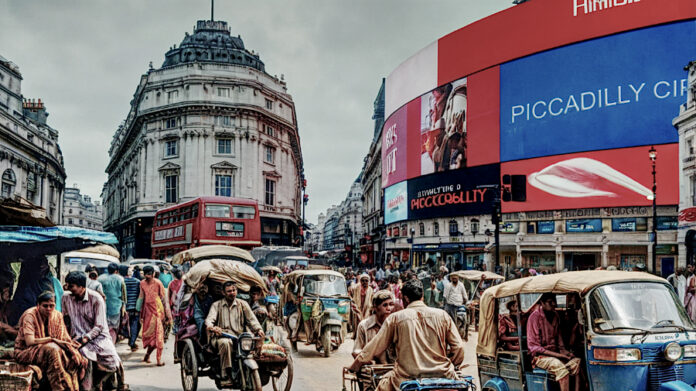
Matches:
[180,339,198,391]
[271,354,294,391]
[322,329,331,358]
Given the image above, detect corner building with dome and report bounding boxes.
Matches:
[103,19,303,259]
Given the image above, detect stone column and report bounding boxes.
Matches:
[602,244,609,268]
[556,245,564,272]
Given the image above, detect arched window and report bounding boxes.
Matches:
[449,219,459,236]
[1,169,16,199]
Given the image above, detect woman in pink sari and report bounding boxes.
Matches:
[139,266,172,366]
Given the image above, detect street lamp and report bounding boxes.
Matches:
[649,146,657,275]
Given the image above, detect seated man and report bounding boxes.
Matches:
[352,290,395,364]
[15,291,87,391]
[527,293,581,391]
[0,285,18,341]
[498,300,520,350]
[350,279,465,391]
[62,271,127,391]
[205,281,264,385]
[192,284,214,338]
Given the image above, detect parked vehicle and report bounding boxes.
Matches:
[343,365,476,391]
[171,245,257,271]
[251,246,304,268]
[449,270,505,333]
[151,196,262,259]
[60,244,120,281]
[281,270,350,357]
[127,258,170,273]
[173,258,292,391]
[476,270,696,391]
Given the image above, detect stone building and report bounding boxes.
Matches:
[103,19,303,258]
[0,55,65,223]
[359,79,385,266]
[676,61,696,266]
[63,185,103,230]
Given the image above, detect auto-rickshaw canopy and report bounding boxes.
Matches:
[171,245,255,265]
[260,266,282,274]
[477,270,666,357]
[449,270,504,281]
[283,269,344,281]
[182,259,268,295]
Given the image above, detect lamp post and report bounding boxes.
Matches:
[409,227,415,269]
[649,146,657,275]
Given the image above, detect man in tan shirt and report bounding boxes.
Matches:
[352,290,396,364]
[205,281,264,383]
[351,274,374,337]
[349,279,465,391]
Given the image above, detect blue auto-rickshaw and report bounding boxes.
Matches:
[477,270,696,391]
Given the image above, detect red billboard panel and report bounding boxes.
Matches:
[501,144,678,212]
[467,67,500,166]
[381,104,409,188]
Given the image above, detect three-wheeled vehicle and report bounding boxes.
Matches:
[174,257,293,391]
[449,270,505,336]
[60,244,120,282]
[342,364,477,391]
[281,269,350,357]
[477,270,696,391]
[172,245,259,270]
[260,266,283,323]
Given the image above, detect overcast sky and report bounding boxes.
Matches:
[0,0,512,223]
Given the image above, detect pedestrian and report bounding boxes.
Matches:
[159,265,173,289]
[443,274,468,321]
[123,266,141,352]
[685,269,696,323]
[168,267,184,312]
[98,263,126,343]
[132,265,143,280]
[87,270,105,299]
[62,271,127,391]
[375,265,385,282]
[138,266,172,366]
[424,280,442,308]
[667,267,687,304]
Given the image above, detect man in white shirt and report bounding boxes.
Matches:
[443,274,468,321]
[667,267,687,305]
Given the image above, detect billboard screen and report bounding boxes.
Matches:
[501,144,678,213]
[384,181,408,225]
[407,164,499,221]
[500,21,695,162]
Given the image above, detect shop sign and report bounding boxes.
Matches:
[566,219,603,233]
[537,221,555,234]
[656,244,677,255]
[500,222,519,233]
[611,217,647,232]
[657,216,678,231]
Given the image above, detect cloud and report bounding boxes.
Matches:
[0,0,511,222]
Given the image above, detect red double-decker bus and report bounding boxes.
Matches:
[151,196,262,259]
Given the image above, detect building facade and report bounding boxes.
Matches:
[676,61,696,266]
[0,55,66,223]
[63,186,103,230]
[359,79,386,266]
[103,19,303,259]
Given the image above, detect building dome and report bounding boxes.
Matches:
[162,20,265,72]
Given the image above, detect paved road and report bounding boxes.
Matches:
[120,331,479,390]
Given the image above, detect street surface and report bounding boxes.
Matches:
[119,331,480,390]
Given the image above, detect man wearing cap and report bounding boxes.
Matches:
[351,274,374,337]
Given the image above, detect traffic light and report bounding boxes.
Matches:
[303,194,309,205]
[502,174,526,202]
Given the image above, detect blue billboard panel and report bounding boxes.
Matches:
[384,181,408,224]
[611,217,647,232]
[537,221,555,234]
[566,219,603,233]
[407,164,499,221]
[500,21,696,162]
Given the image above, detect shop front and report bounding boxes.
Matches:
[522,251,556,272]
[412,243,486,271]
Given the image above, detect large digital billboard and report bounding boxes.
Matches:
[500,21,695,162]
[381,0,696,222]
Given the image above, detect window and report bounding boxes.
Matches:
[205,204,230,217]
[419,222,425,236]
[265,125,275,137]
[265,179,275,205]
[68,209,73,214]
[449,220,459,236]
[26,172,36,202]
[433,222,439,236]
[692,176,696,206]
[68,218,73,225]
[471,219,480,235]
[265,99,273,110]
[165,175,178,203]
[216,115,232,126]
[1,169,16,198]
[688,138,694,155]
[165,140,178,157]
[232,205,256,219]
[400,224,407,237]
[27,134,33,143]
[217,138,233,155]
[217,88,230,97]
[215,175,233,197]
[265,146,275,164]
[167,90,178,102]
[165,118,177,129]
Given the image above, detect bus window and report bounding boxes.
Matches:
[206,204,230,218]
[232,206,256,219]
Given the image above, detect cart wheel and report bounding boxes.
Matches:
[322,329,331,358]
[272,354,294,391]
[180,339,198,391]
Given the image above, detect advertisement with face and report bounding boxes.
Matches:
[500,20,696,162]
[408,164,498,221]
[501,144,678,213]
[420,77,467,175]
[382,105,409,188]
[384,181,408,225]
